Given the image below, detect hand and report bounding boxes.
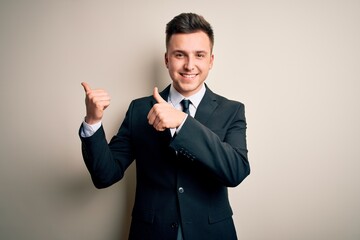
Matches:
[81,82,111,124]
[147,87,187,131]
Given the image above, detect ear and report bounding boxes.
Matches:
[209,54,214,69]
[164,52,169,68]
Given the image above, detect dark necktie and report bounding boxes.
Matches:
[181,99,191,115]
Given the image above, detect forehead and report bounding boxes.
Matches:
[167,31,212,52]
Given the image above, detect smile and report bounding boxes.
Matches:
[180,73,198,79]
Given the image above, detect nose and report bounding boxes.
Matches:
[184,56,195,71]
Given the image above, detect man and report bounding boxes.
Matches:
[80,13,250,240]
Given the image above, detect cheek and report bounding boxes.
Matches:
[168,61,182,71]
[199,62,212,72]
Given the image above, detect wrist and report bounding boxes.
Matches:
[84,116,101,125]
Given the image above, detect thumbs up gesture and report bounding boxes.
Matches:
[81,82,111,124]
[152,86,167,104]
[147,87,187,131]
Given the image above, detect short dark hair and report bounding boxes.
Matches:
[166,13,214,51]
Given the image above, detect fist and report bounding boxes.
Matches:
[81,82,111,124]
[147,87,186,131]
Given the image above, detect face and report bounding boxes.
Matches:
[165,31,214,97]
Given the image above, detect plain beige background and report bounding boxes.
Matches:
[1,0,359,239]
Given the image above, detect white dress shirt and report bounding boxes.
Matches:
[168,84,205,136]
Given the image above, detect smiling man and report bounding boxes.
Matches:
[80,13,250,240]
[165,30,214,97]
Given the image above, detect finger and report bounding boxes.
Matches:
[153,87,166,103]
[148,108,158,126]
[147,108,154,122]
[81,82,92,93]
[153,117,164,131]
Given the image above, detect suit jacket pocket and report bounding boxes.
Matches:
[208,206,233,224]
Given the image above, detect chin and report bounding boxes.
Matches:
[180,85,201,96]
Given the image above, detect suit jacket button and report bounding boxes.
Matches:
[178,187,184,193]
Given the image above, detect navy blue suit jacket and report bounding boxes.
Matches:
[80,85,250,240]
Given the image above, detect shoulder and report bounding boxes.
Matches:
[132,95,153,103]
[130,85,171,106]
[127,95,154,112]
[205,86,245,108]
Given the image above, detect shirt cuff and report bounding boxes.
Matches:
[80,120,102,138]
[175,114,188,134]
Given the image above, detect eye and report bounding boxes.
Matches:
[197,53,206,58]
[174,52,184,58]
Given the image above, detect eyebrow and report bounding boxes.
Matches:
[171,50,209,55]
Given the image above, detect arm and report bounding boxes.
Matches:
[80,105,135,189]
[79,82,133,188]
[170,103,250,187]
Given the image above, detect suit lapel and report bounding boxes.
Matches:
[194,87,218,125]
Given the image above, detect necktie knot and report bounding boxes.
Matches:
[181,99,191,115]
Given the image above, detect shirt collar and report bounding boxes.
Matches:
[168,84,206,109]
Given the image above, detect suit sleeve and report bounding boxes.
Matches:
[169,102,250,187]
[79,103,135,189]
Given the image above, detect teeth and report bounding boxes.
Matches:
[182,74,196,78]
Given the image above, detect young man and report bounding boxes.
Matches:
[80,13,250,240]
